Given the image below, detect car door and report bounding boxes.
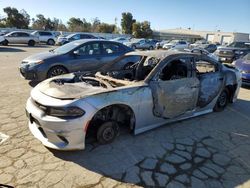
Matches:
[7,32,20,43]
[194,57,224,108]
[19,32,30,43]
[39,32,48,42]
[66,41,103,72]
[149,56,200,118]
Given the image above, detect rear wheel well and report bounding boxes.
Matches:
[225,84,237,103]
[86,104,135,140]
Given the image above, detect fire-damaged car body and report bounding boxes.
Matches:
[26,50,242,150]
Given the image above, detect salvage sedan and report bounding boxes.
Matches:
[26,50,241,150]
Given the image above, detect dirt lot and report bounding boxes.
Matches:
[0,45,250,188]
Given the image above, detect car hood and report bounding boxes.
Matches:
[36,74,111,99]
[235,59,250,70]
[23,51,58,62]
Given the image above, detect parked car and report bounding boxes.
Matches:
[214,41,250,62]
[2,31,39,46]
[156,40,169,49]
[25,50,241,150]
[233,53,250,86]
[56,33,97,45]
[0,35,5,44]
[163,40,189,50]
[190,40,217,53]
[110,37,130,44]
[124,39,155,50]
[19,39,133,81]
[31,31,56,45]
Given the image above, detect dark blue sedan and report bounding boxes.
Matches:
[234,53,250,86]
[19,39,133,81]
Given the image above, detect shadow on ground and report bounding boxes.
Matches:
[51,99,250,187]
[0,47,26,52]
[4,44,51,48]
[28,80,40,87]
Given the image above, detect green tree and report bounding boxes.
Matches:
[31,14,58,30]
[121,12,135,34]
[97,23,116,33]
[91,17,101,32]
[67,17,84,32]
[132,21,153,38]
[2,7,30,29]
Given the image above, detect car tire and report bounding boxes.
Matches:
[213,88,229,112]
[47,39,55,45]
[132,45,136,50]
[2,40,8,46]
[97,121,119,144]
[47,66,68,78]
[149,46,153,50]
[28,40,35,46]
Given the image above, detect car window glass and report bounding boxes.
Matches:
[72,34,80,40]
[103,43,123,54]
[159,57,190,81]
[78,43,101,55]
[195,60,217,74]
[21,33,29,37]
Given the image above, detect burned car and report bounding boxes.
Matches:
[26,50,241,150]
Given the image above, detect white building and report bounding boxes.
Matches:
[154,28,249,44]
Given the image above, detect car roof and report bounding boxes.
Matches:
[125,50,194,60]
[70,39,127,45]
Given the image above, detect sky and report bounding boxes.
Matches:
[0,0,249,33]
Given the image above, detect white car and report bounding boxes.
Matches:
[0,35,5,44]
[31,31,56,45]
[3,31,39,46]
[26,50,241,150]
[163,40,189,50]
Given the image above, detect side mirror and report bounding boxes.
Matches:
[73,50,80,56]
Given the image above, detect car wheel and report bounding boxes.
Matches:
[213,88,229,112]
[2,40,8,46]
[28,40,35,46]
[132,45,136,50]
[149,46,153,50]
[97,121,119,144]
[47,66,68,78]
[47,39,55,45]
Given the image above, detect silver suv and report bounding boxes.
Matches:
[31,31,56,45]
[3,31,39,46]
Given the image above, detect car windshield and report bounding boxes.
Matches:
[168,40,178,44]
[66,33,77,39]
[52,42,81,54]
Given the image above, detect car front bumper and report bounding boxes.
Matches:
[26,97,95,150]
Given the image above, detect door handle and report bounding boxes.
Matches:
[218,77,223,81]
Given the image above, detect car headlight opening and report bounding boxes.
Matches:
[48,106,85,118]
